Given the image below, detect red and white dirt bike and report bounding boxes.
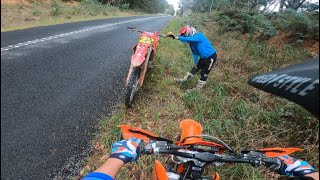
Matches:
[119,119,302,180]
[125,27,166,107]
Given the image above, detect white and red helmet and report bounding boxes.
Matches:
[179,26,197,37]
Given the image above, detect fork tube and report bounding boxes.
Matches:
[126,66,133,85]
[139,47,152,87]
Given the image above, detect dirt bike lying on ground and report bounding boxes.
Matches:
[125,27,166,108]
[119,119,302,180]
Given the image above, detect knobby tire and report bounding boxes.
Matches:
[125,67,141,108]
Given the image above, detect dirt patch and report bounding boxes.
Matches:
[1,0,53,4]
[267,31,289,47]
[267,31,319,56]
[304,39,319,56]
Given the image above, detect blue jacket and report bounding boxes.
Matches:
[178,32,216,64]
[82,172,113,180]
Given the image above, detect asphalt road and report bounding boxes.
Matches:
[1,15,172,180]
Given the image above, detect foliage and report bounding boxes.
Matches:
[300,1,319,12]
[119,3,129,10]
[214,7,319,42]
[51,0,63,16]
[123,0,168,13]
[62,0,171,14]
[273,9,319,40]
[179,0,319,42]
[179,0,273,13]
[165,4,175,16]
[216,10,277,39]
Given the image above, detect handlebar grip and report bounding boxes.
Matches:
[262,157,283,170]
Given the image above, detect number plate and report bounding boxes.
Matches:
[139,36,154,44]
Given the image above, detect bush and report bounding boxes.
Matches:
[51,0,63,16]
[273,9,319,40]
[32,9,42,16]
[216,10,277,39]
[120,3,130,10]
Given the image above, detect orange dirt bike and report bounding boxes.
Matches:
[119,119,302,180]
[125,27,166,107]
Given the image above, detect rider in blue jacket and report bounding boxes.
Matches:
[168,25,217,90]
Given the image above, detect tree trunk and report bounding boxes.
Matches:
[279,0,286,11]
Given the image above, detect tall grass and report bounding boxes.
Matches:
[1,0,142,32]
[80,15,318,179]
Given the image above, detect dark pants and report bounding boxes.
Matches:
[190,53,217,81]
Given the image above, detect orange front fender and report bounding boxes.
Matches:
[131,44,148,67]
[153,160,168,180]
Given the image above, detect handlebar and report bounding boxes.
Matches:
[127,27,167,38]
[141,141,282,168]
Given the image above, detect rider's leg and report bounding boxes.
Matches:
[174,65,199,83]
[193,53,217,90]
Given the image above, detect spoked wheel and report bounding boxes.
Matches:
[125,67,141,108]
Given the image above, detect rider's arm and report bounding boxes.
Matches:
[96,158,124,178]
[82,159,121,180]
[82,138,142,180]
[178,34,201,43]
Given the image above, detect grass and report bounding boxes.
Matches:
[1,1,144,32]
[79,14,318,179]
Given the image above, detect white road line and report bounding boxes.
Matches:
[1,16,168,52]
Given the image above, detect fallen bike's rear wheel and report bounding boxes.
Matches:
[125,67,141,108]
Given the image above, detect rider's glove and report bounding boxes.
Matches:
[166,32,176,39]
[109,138,142,164]
[275,156,316,177]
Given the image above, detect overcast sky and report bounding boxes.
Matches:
[167,0,318,12]
[167,0,179,11]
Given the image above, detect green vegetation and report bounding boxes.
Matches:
[1,0,175,32]
[80,15,318,179]
[63,0,174,14]
[179,0,319,45]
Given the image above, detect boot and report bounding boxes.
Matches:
[174,72,194,83]
[195,80,206,90]
[187,80,206,92]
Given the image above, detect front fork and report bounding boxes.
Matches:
[126,47,153,87]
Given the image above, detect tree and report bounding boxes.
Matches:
[165,4,175,15]
[300,2,319,12]
[285,0,307,10]
[123,0,168,13]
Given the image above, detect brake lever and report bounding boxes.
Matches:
[142,141,170,155]
[128,27,138,31]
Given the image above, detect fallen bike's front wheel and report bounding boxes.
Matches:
[124,67,141,108]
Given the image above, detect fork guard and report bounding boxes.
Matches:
[131,44,149,67]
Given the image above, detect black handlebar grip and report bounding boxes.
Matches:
[262,157,283,171]
[194,152,217,162]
